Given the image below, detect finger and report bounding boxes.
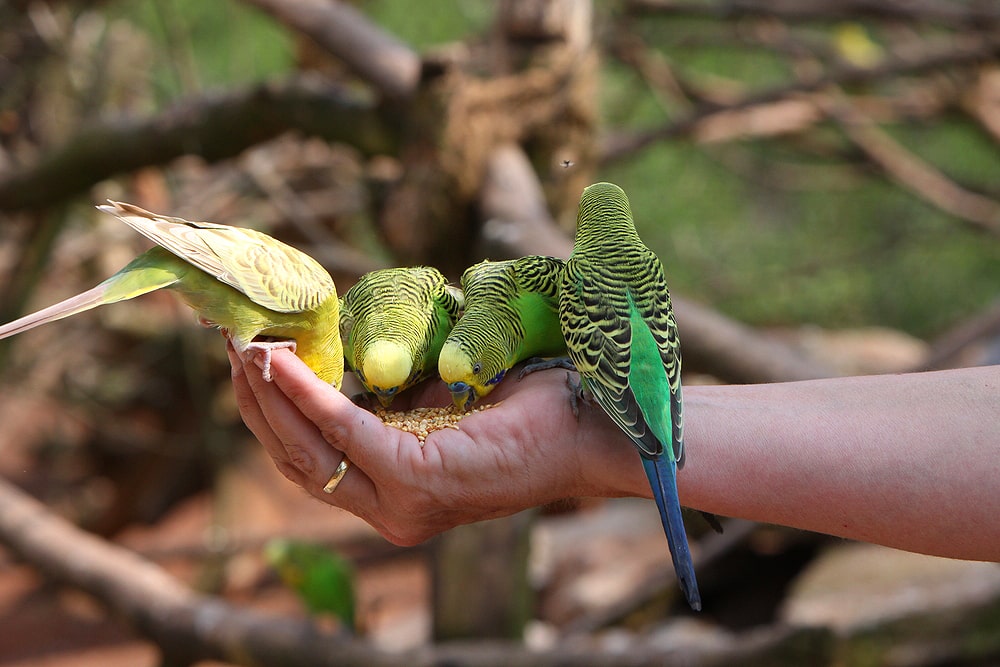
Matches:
[228,343,297,469]
[239,349,342,481]
[263,349,413,475]
[241,348,381,512]
[229,343,326,493]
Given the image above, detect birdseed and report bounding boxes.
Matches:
[375,403,496,444]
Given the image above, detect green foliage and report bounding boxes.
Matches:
[365,0,492,50]
[108,0,296,102]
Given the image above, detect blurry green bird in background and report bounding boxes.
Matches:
[438,255,566,410]
[264,538,356,629]
[339,266,464,406]
[560,182,701,610]
[0,201,344,387]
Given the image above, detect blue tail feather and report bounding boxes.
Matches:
[642,456,701,611]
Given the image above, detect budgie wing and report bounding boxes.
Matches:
[459,259,500,297]
[562,255,663,459]
[338,295,356,369]
[512,255,564,298]
[439,283,465,319]
[629,249,684,466]
[99,201,336,314]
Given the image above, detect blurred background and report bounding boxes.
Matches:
[0,1,998,665]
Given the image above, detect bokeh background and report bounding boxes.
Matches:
[0,1,998,666]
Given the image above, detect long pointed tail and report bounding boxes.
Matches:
[0,284,117,340]
[0,259,181,341]
[642,455,701,611]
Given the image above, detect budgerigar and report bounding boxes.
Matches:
[559,182,700,610]
[438,255,566,410]
[0,201,343,387]
[339,266,464,406]
[264,539,355,628]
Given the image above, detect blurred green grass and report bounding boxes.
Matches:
[107,0,297,100]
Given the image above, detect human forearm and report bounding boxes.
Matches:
[669,367,1000,561]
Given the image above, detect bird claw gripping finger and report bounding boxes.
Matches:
[245,340,298,382]
[349,391,376,409]
[564,371,591,419]
[517,356,577,380]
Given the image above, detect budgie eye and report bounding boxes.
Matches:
[472,361,482,375]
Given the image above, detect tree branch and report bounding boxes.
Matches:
[821,92,1000,236]
[915,298,1000,371]
[564,519,759,635]
[0,75,395,212]
[478,144,835,384]
[600,35,1000,164]
[0,476,371,667]
[241,0,421,100]
[625,0,1000,28]
[0,475,835,666]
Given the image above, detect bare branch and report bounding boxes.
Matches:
[0,475,836,666]
[241,0,421,100]
[822,93,1000,236]
[0,476,369,667]
[564,519,759,635]
[242,151,389,277]
[601,35,1000,164]
[625,0,1000,28]
[478,144,835,384]
[0,75,395,212]
[915,298,1000,371]
[961,66,1000,145]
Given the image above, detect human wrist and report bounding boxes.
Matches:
[570,402,652,500]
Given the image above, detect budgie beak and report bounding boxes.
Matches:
[446,381,476,411]
[373,386,399,407]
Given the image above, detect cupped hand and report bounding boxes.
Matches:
[228,345,642,546]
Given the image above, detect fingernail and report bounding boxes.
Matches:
[226,345,240,368]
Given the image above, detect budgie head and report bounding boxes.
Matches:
[438,336,509,410]
[356,339,416,407]
[265,538,310,588]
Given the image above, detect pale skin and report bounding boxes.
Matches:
[229,344,1000,561]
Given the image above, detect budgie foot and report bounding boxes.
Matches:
[699,511,724,534]
[517,356,576,380]
[564,371,592,419]
[245,340,298,382]
[349,391,376,409]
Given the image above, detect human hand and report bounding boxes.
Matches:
[228,345,645,545]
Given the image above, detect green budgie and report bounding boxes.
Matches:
[264,539,356,628]
[438,255,566,410]
[0,201,344,387]
[559,182,700,610]
[339,267,464,406]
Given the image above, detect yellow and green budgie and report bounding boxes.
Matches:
[0,201,344,387]
[264,538,355,629]
[560,182,700,610]
[339,266,464,406]
[438,255,566,410]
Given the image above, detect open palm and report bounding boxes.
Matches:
[229,346,639,545]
